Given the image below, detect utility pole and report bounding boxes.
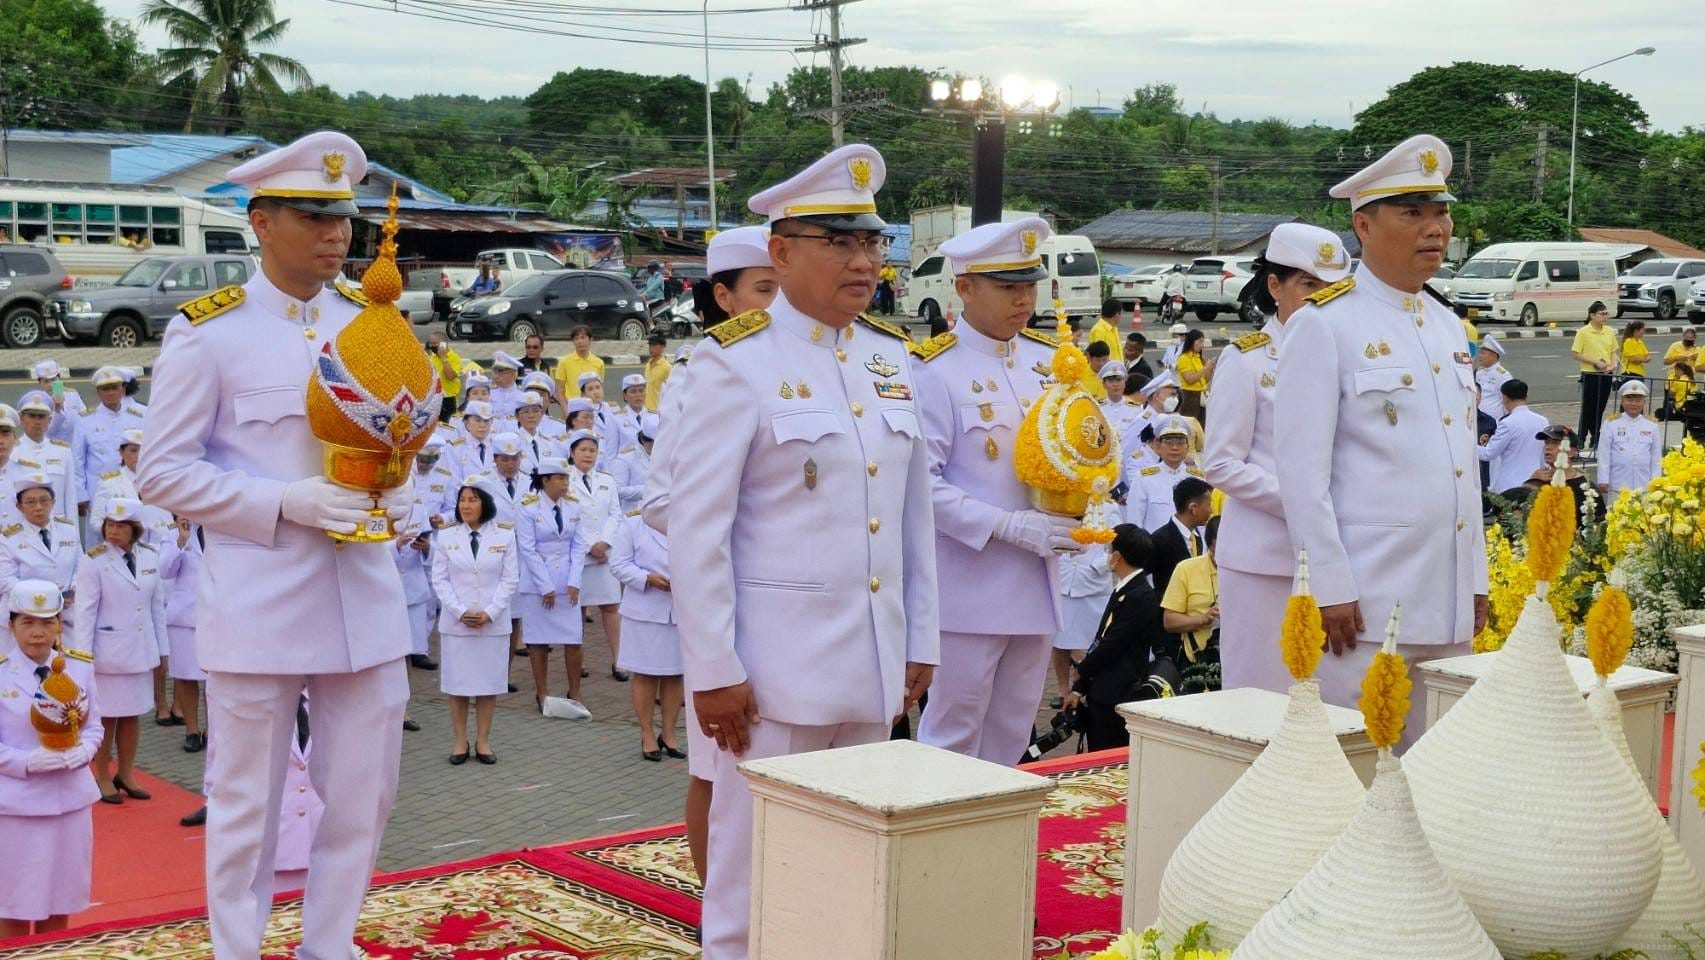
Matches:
[702,0,716,234]
[1533,125,1549,203]
[1464,139,1472,199]
[794,0,864,147]
[1209,157,1222,256]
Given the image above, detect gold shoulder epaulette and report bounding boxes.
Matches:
[1140,465,1161,476]
[1186,466,1205,478]
[495,521,515,530]
[125,405,145,417]
[81,408,97,418]
[100,470,121,481]
[87,544,108,558]
[1607,413,1621,422]
[434,466,452,476]
[856,314,912,342]
[909,332,957,362]
[1303,277,1355,307]
[53,516,73,525]
[335,279,369,307]
[1,524,20,538]
[520,494,539,506]
[61,648,93,663]
[706,309,770,348]
[1232,332,1272,353]
[449,438,464,446]
[1020,328,1060,349]
[49,438,68,448]
[137,541,158,552]
[180,285,245,325]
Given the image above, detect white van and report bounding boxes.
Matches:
[899,234,1102,326]
[1451,242,1618,327]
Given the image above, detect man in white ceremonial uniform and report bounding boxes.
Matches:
[612,373,648,455]
[1097,361,1146,444]
[910,217,1077,767]
[415,435,457,529]
[1478,379,1548,493]
[487,433,529,527]
[31,359,87,447]
[1204,223,1350,692]
[74,366,147,543]
[1598,379,1663,497]
[13,393,79,524]
[0,472,82,653]
[521,373,568,441]
[487,352,528,422]
[135,131,415,960]
[1130,416,1204,531]
[656,144,938,960]
[0,410,27,533]
[1275,134,1487,744]
[447,400,496,484]
[1474,336,1513,419]
[511,394,558,476]
[89,430,172,546]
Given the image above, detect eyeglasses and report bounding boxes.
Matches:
[779,231,891,264]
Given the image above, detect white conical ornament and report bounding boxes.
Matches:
[1403,595,1662,956]
[1156,554,1364,945]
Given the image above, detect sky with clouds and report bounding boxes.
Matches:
[96,0,1703,133]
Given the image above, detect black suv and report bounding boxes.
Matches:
[449,269,651,343]
[0,245,72,348]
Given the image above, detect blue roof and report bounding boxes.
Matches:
[580,198,741,232]
[111,134,272,184]
[883,223,910,265]
[7,130,145,146]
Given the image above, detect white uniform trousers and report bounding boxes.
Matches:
[702,718,889,960]
[406,600,435,657]
[1312,637,1470,752]
[204,659,407,960]
[1217,568,1293,695]
[917,631,1052,767]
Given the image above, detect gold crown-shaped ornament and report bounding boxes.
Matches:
[306,186,443,542]
[30,654,89,750]
[1012,299,1121,544]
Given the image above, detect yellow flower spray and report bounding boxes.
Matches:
[1279,550,1325,682]
[1525,444,1577,593]
[1360,604,1412,756]
[1584,569,1634,684]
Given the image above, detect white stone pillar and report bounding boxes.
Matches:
[1118,687,1377,933]
[742,738,1055,960]
[1671,625,1705,868]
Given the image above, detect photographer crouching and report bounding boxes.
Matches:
[1062,523,1174,751]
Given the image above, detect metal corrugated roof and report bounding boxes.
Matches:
[1076,209,1297,253]
[1578,228,1705,260]
[358,210,590,234]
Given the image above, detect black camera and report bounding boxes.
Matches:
[1022,707,1081,763]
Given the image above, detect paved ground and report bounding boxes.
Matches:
[132,619,1072,872]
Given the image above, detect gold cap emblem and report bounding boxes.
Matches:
[323,152,346,183]
[31,593,46,609]
[848,156,873,190]
[1419,148,1439,175]
[1021,230,1039,256]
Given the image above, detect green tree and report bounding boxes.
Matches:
[478,147,611,221]
[1123,83,1181,125]
[0,0,142,129]
[139,0,311,132]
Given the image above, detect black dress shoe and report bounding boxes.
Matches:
[507,683,519,693]
[402,718,421,732]
[611,668,630,682]
[113,776,151,800]
[408,654,439,671]
[183,733,206,753]
[180,806,206,827]
[155,713,183,727]
[660,741,687,760]
[580,668,590,678]
[511,648,528,658]
[476,751,497,765]
[449,751,469,766]
[100,792,123,805]
[642,748,662,762]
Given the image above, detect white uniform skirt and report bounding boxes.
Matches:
[406,601,435,656]
[580,561,622,607]
[0,808,93,920]
[616,618,682,676]
[1054,593,1108,652]
[96,670,153,718]
[167,625,206,681]
[518,593,584,646]
[438,632,510,697]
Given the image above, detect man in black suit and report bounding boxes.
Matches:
[1149,476,1213,665]
[1067,524,1168,750]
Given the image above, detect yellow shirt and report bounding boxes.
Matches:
[1621,338,1650,377]
[1161,554,1218,661]
[644,356,673,412]
[879,266,897,284]
[1571,324,1618,372]
[1665,341,1700,372]
[1176,352,1207,392]
[1088,318,1122,359]
[555,352,606,399]
[428,349,465,398]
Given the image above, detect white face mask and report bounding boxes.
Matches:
[1161,395,1180,414]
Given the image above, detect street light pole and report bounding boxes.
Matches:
[1567,45,1655,231]
[703,0,717,234]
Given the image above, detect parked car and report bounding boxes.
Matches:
[1453,243,1619,327]
[1616,258,1705,321]
[1684,277,1705,320]
[436,248,567,299]
[1182,256,1261,323]
[898,234,1103,326]
[398,267,446,328]
[0,244,72,348]
[1427,264,1457,302]
[1110,263,1185,308]
[49,254,255,347]
[448,270,650,343]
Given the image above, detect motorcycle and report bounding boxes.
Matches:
[651,290,700,340]
[1158,292,1187,326]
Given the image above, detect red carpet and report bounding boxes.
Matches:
[82,769,210,926]
[2,749,1128,959]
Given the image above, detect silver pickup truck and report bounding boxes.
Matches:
[49,254,256,346]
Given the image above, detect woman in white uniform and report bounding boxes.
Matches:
[430,477,518,765]
[517,457,586,710]
[0,581,102,938]
[1051,546,1111,708]
[70,497,167,803]
[159,515,207,752]
[393,500,433,733]
[0,473,80,653]
[1202,223,1350,693]
[610,509,683,761]
[566,429,626,680]
[612,413,657,514]
[576,372,621,472]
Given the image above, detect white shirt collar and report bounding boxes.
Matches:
[246,268,330,324]
[1115,568,1144,592]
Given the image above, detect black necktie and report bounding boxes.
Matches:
[582,473,592,492]
[532,439,540,462]
[196,526,205,551]
[124,552,135,576]
[296,696,310,751]
[553,502,562,533]
[34,664,49,682]
[478,442,486,463]
[470,529,480,558]
[39,528,50,550]
[505,477,515,499]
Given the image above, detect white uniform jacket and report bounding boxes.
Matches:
[1203,320,1293,577]
[1476,363,1513,419]
[429,523,518,638]
[1600,412,1664,494]
[612,447,651,514]
[515,492,586,597]
[640,364,693,532]
[0,518,81,599]
[393,504,435,608]
[0,650,103,815]
[1479,405,1549,493]
[71,542,168,675]
[136,272,412,674]
[655,297,940,726]
[570,468,620,549]
[74,401,147,503]
[1131,460,1203,532]
[13,435,78,513]
[911,322,1062,635]
[611,513,674,625]
[159,527,204,629]
[1275,269,1488,647]
[1057,545,1112,599]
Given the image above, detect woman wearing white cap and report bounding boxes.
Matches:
[70,497,167,803]
[30,360,85,435]
[610,499,683,762]
[577,371,620,471]
[430,476,518,765]
[74,366,147,521]
[1204,222,1350,694]
[0,472,81,652]
[1598,379,1663,496]
[565,429,625,679]
[159,515,207,751]
[613,373,648,453]
[516,455,586,709]
[0,580,102,938]
[613,413,658,514]
[448,399,497,482]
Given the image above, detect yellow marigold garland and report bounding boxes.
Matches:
[1360,604,1411,753]
[1525,482,1575,585]
[1279,551,1325,682]
[1584,581,1634,681]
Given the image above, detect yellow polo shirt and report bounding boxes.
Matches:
[644,356,673,412]
[1088,317,1122,359]
[1161,553,1218,662]
[555,352,605,399]
[1571,324,1618,373]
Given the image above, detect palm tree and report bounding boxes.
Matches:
[139,0,312,133]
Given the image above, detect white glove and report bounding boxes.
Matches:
[25,748,69,774]
[61,742,96,768]
[994,510,1083,558]
[378,479,415,525]
[282,477,374,536]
